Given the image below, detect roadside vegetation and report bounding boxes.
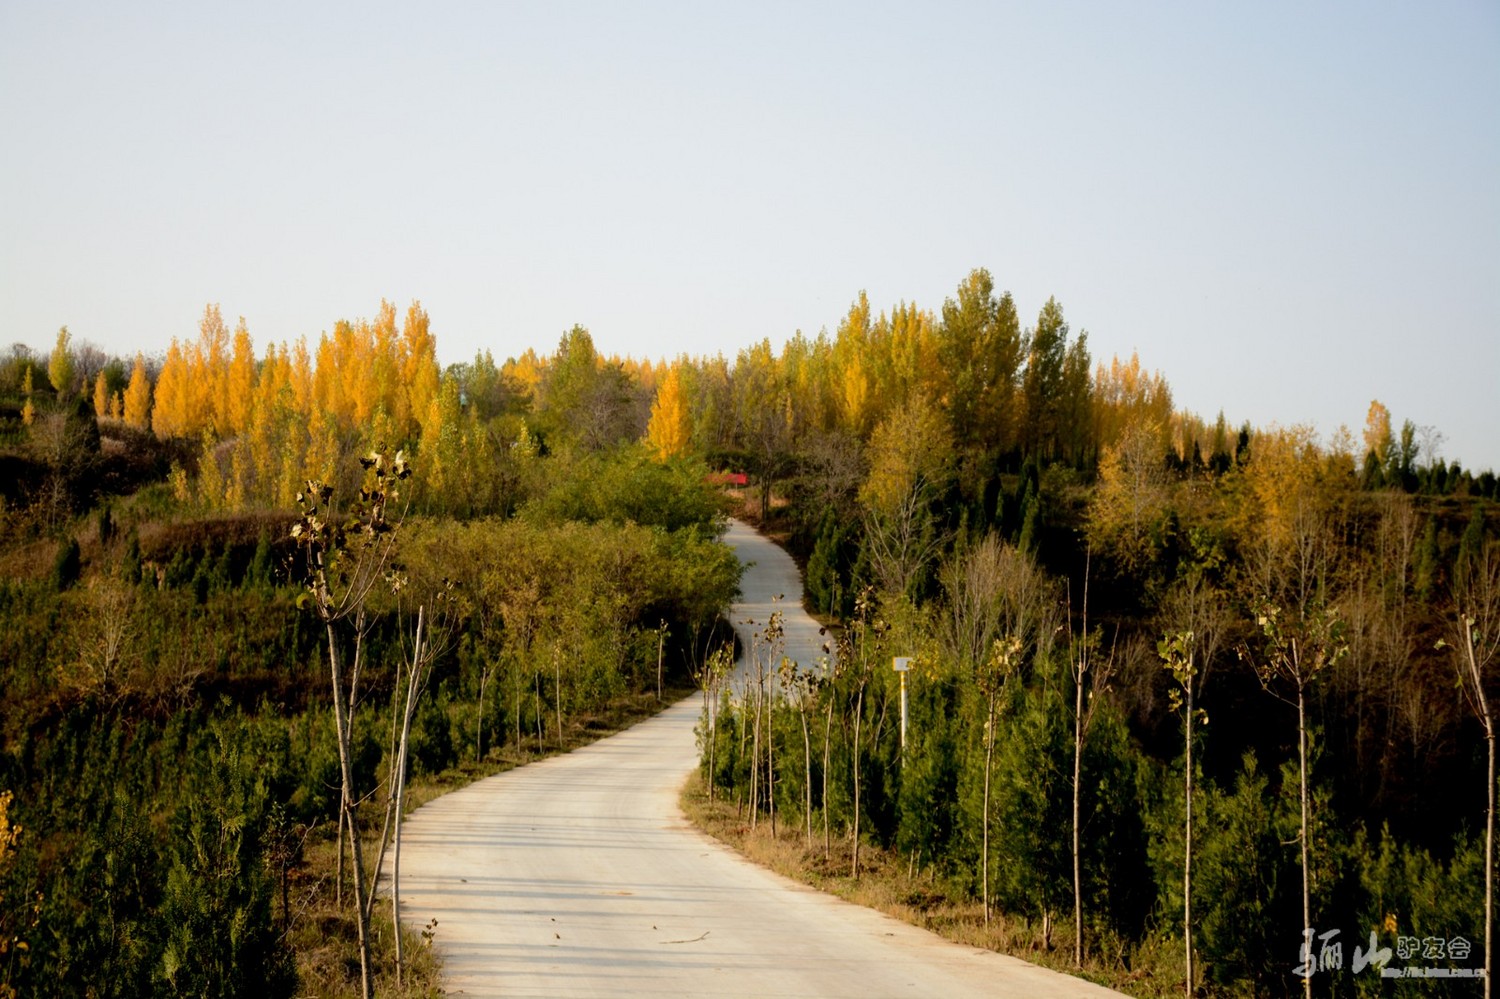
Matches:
[662,271,1496,997]
[0,316,737,997]
[0,270,1493,996]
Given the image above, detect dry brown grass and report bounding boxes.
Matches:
[285,835,445,998]
[679,776,1176,998]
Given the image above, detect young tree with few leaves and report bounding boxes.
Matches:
[1156,571,1229,995]
[1441,542,1499,998]
[292,448,410,999]
[979,634,1022,924]
[387,584,460,988]
[1159,631,1202,994]
[1241,602,1346,999]
[780,656,822,849]
[697,643,735,804]
[839,587,885,878]
[1069,568,1117,967]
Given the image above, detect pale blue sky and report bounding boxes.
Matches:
[2,1,1496,469]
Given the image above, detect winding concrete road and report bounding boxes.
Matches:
[390,520,1124,998]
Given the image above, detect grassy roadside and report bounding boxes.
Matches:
[678,774,1175,999]
[288,681,701,997]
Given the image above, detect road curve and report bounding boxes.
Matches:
[389,519,1124,998]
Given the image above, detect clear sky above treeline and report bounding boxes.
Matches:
[2,2,1496,470]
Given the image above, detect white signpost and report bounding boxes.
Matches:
[893,656,913,754]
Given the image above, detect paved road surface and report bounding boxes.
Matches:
[390,519,1125,998]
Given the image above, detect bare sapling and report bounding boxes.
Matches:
[1159,630,1200,995]
[1241,601,1346,999]
[1440,543,1499,999]
[979,635,1022,924]
[696,643,735,803]
[292,447,410,999]
[1068,568,1117,968]
[387,578,460,987]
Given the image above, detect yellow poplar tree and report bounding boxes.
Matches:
[21,365,34,426]
[1089,419,1169,573]
[646,362,691,460]
[195,431,227,511]
[312,332,342,427]
[1094,352,1173,454]
[368,301,400,426]
[152,341,190,438]
[503,348,544,408]
[890,300,940,406]
[275,412,309,508]
[227,440,251,509]
[195,305,230,435]
[833,292,875,436]
[124,353,152,429]
[289,337,314,417]
[302,405,340,489]
[416,384,452,499]
[225,319,257,436]
[401,303,440,442]
[49,326,75,398]
[1363,400,1393,466]
[335,318,374,426]
[93,371,109,419]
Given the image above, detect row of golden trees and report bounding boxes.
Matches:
[26,267,1195,528]
[93,270,1171,479]
[60,266,1472,525]
[644,269,1178,474]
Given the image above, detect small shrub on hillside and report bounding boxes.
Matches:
[51,537,80,591]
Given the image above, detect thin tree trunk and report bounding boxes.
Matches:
[1184,678,1194,997]
[852,685,864,879]
[983,691,994,925]
[801,705,813,848]
[707,681,717,804]
[1467,616,1495,999]
[1297,683,1311,999]
[1486,726,1494,999]
[363,793,394,926]
[823,701,834,859]
[392,607,427,989]
[1073,663,1084,967]
[364,663,406,924]
[477,663,489,760]
[768,681,777,839]
[534,669,544,750]
[750,679,761,830]
[554,648,564,750]
[328,625,374,999]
